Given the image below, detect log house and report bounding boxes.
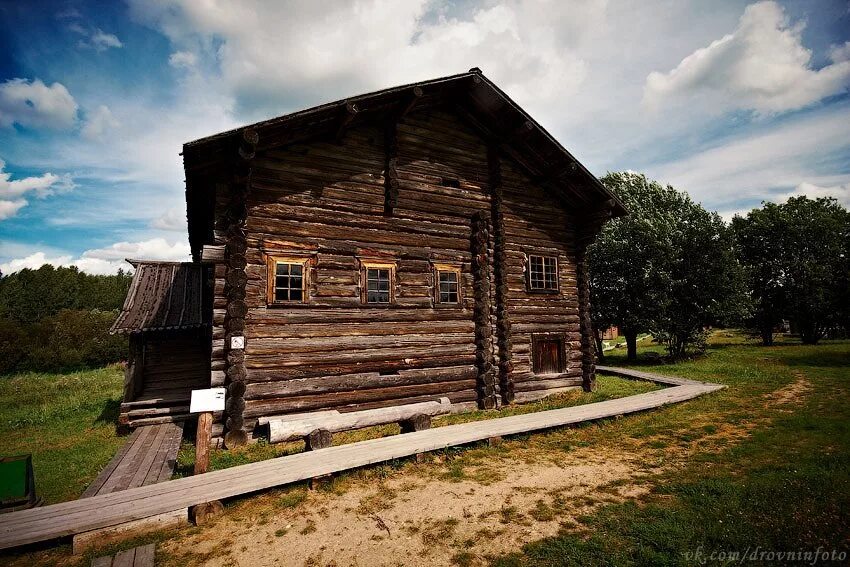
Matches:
[117,69,626,445]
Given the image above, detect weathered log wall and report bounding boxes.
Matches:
[205,107,586,436]
[139,330,211,399]
[499,159,584,397]
[237,109,493,429]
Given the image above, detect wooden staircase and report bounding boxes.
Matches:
[119,395,193,428]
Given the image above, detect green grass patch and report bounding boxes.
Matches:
[494,334,850,566]
[0,365,125,503]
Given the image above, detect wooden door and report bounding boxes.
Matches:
[534,339,562,374]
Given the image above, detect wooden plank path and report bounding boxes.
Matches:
[596,365,714,387]
[91,543,154,567]
[0,370,724,551]
[81,422,184,498]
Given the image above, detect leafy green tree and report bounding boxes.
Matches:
[589,172,748,359]
[0,265,133,374]
[735,197,848,344]
[589,173,673,359]
[658,199,749,357]
[0,265,131,323]
[732,205,788,345]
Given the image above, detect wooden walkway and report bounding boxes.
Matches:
[82,423,184,498]
[91,543,154,567]
[0,369,724,551]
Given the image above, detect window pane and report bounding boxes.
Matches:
[273,262,306,302]
[366,268,391,303]
[437,270,459,303]
[528,255,557,290]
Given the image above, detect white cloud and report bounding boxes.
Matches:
[830,41,850,64]
[780,181,850,208]
[0,199,27,220]
[68,20,123,51]
[0,238,191,275]
[0,159,74,219]
[648,102,850,209]
[643,1,850,115]
[89,29,123,51]
[0,251,74,274]
[0,78,79,129]
[130,0,597,119]
[168,50,197,69]
[151,208,187,231]
[81,105,120,140]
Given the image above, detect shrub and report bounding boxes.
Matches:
[0,309,125,375]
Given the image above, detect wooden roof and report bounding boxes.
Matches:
[110,261,209,335]
[182,69,627,257]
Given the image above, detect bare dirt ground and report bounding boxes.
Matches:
[156,375,817,567]
[159,448,655,567]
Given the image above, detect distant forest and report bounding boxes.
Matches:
[0,265,132,374]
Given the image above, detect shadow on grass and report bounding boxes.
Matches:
[782,351,850,369]
[94,398,121,426]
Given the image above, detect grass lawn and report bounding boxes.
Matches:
[2,333,849,567]
[493,333,850,566]
[0,365,125,504]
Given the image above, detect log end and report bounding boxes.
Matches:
[399,413,431,433]
[224,429,248,449]
[305,428,333,451]
[191,501,225,526]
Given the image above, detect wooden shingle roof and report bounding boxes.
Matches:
[110,261,209,334]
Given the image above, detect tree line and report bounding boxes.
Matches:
[0,265,132,374]
[589,172,850,359]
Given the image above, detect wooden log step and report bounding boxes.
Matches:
[267,397,451,443]
[126,406,191,419]
[127,415,194,428]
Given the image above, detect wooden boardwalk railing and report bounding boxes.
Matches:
[0,370,724,551]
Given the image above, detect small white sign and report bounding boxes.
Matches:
[190,388,226,413]
[230,335,245,350]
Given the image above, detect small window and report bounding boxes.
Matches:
[434,264,461,304]
[266,256,309,304]
[366,268,391,303]
[527,254,558,291]
[361,262,395,304]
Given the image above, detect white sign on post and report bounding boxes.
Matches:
[190,388,226,413]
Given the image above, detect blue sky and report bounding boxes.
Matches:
[1,0,849,274]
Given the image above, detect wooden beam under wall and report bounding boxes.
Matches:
[488,147,514,404]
